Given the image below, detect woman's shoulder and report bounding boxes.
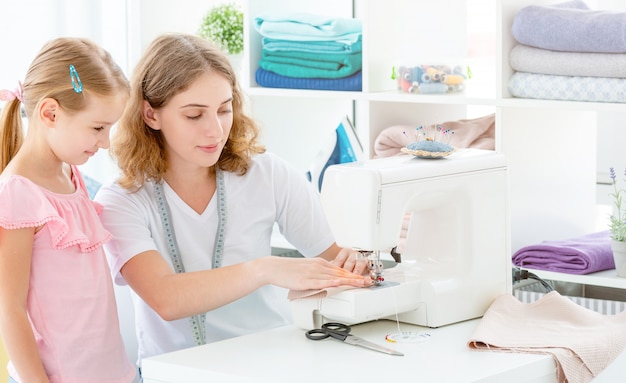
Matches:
[94,179,157,211]
[249,151,296,173]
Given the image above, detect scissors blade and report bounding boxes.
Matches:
[344,335,404,356]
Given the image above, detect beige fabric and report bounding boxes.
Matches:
[374,113,495,158]
[287,285,356,300]
[468,291,626,383]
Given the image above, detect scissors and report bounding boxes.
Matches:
[305,322,404,356]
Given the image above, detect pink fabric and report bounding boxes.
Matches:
[468,292,626,383]
[0,167,135,383]
[374,113,495,158]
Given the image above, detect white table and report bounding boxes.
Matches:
[142,319,559,383]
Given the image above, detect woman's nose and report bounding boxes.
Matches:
[204,114,224,136]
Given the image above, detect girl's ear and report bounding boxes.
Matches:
[39,98,59,127]
[142,100,160,131]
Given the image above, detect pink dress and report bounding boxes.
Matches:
[0,167,136,383]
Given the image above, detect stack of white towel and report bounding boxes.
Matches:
[508,0,626,103]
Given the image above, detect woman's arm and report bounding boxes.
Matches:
[120,249,372,321]
[0,227,49,383]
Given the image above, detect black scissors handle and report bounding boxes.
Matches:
[305,322,351,341]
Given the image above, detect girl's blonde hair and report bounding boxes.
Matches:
[0,37,129,171]
[113,33,265,190]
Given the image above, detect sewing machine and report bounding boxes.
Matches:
[291,148,512,329]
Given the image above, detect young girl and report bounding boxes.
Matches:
[0,38,136,383]
[94,33,373,367]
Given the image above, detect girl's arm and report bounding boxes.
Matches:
[0,227,50,383]
[120,249,372,321]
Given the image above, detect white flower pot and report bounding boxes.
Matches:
[611,240,626,277]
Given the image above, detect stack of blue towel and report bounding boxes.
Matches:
[254,12,362,91]
[508,0,626,103]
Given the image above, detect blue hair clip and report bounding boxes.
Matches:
[69,64,83,93]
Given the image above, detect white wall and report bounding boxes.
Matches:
[134,0,243,52]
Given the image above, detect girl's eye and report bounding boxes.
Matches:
[218,108,232,115]
[94,126,105,132]
[187,114,202,120]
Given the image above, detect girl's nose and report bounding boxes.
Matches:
[99,133,110,150]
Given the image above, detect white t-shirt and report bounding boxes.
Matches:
[95,152,335,365]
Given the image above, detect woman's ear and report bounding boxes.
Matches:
[142,100,160,131]
[39,98,59,127]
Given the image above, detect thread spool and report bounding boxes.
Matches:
[426,67,444,82]
[398,78,411,92]
[412,66,424,83]
[418,83,448,94]
[421,73,432,83]
[443,74,464,85]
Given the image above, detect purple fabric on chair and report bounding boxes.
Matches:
[512,230,615,275]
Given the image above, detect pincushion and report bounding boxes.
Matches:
[400,138,455,158]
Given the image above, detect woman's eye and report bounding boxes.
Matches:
[187,114,202,120]
[218,108,232,115]
[94,126,105,132]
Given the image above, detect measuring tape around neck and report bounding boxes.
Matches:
[154,169,227,345]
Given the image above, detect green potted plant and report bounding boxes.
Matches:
[198,3,244,56]
[609,166,626,277]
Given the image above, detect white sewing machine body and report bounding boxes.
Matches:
[291,148,512,329]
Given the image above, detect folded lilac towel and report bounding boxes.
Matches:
[512,231,615,274]
[512,0,626,53]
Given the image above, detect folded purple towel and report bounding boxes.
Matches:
[512,231,615,275]
[512,0,626,53]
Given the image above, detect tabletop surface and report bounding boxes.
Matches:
[142,318,560,383]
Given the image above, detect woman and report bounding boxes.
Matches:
[94,33,372,368]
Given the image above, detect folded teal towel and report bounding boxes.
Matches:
[259,50,362,79]
[255,12,362,43]
[512,0,626,53]
[262,36,362,54]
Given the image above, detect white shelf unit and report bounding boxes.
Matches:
[527,268,626,290]
[243,0,626,289]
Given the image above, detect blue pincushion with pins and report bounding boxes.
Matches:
[400,125,456,159]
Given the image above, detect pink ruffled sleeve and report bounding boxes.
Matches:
[0,175,111,252]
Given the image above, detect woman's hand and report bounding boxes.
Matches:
[259,256,374,291]
[329,247,370,276]
[317,244,370,276]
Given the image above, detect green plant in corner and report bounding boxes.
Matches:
[609,167,626,242]
[198,3,244,56]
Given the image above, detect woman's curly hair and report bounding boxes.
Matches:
[112,33,265,190]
